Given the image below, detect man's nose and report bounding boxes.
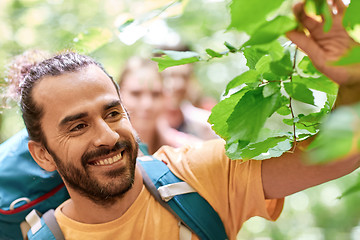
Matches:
[93,120,119,147]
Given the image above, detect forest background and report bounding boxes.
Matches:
[0,0,360,239]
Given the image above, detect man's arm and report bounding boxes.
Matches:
[262,0,360,199]
[262,138,360,199]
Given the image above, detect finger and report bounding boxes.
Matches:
[287,30,350,84]
[333,0,346,15]
[293,2,321,33]
[286,30,324,68]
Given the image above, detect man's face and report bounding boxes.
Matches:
[33,65,138,204]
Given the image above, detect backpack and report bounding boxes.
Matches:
[0,129,69,240]
[0,130,228,240]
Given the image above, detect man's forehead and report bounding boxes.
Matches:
[33,65,119,116]
[34,65,116,96]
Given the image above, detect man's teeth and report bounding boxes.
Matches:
[93,152,122,166]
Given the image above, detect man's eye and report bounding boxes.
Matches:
[108,111,121,118]
[70,123,87,132]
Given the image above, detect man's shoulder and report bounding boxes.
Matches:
[154,139,226,161]
[153,139,228,181]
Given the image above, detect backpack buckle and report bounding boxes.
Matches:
[9,197,31,210]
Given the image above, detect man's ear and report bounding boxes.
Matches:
[28,140,57,172]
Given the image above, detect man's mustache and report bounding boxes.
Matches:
[81,141,132,165]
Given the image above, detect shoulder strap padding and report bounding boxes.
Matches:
[26,209,64,240]
[42,210,65,240]
[158,182,196,202]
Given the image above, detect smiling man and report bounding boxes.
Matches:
[25,60,143,219]
[12,1,360,239]
[32,67,138,199]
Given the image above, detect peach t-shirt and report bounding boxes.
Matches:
[55,139,284,240]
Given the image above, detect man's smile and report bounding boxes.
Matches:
[88,151,124,166]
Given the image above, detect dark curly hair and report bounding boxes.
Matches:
[11,50,118,144]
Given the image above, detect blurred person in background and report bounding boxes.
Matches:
[118,57,201,154]
[158,44,219,140]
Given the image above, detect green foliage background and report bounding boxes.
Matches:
[153,0,360,164]
[1,0,360,239]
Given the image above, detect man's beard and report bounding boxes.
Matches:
[46,140,139,206]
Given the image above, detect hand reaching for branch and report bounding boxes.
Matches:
[286,0,360,86]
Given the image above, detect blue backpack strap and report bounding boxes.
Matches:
[26,209,64,240]
[138,142,150,156]
[138,156,228,240]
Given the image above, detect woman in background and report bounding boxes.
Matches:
[118,57,201,154]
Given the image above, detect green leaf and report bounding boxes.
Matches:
[343,0,360,30]
[151,50,201,71]
[339,174,360,198]
[228,0,284,34]
[284,82,315,106]
[297,56,321,76]
[263,82,281,98]
[292,75,338,95]
[118,19,135,32]
[299,109,327,123]
[253,138,292,160]
[152,55,200,72]
[225,135,292,160]
[294,110,328,134]
[224,70,260,95]
[319,0,332,32]
[206,48,224,58]
[283,118,296,126]
[266,41,285,61]
[305,0,332,32]
[262,73,280,81]
[277,105,291,116]
[225,140,252,160]
[72,28,113,54]
[243,41,284,69]
[307,103,360,163]
[209,88,251,139]
[270,51,293,78]
[243,16,297,46]
[224,41,238,53]
[152,50,200,60]
[255,55,272,74]
[243,47,264,69]
[307,127,353,164]
[226,87,282,146]
[334,46,360,66]
[238,136,289,160]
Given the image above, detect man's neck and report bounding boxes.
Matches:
[60,166,143,224]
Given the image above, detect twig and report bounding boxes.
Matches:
[289,47,299,153]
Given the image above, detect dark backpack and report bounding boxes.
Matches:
[0,130,228,240]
